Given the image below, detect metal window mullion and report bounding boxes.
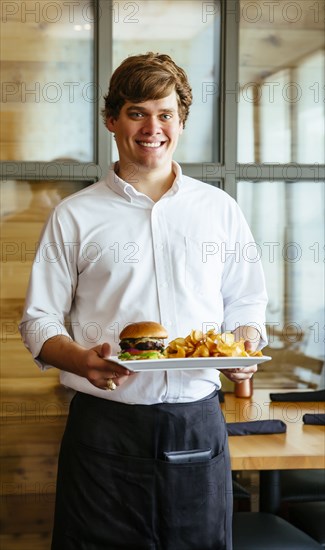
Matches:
[182,163,325,183]
[97,0,113,176]
[210,1,222,164]
[237,164,325,182]
[290,67,298,163]
[222,0,239,199]
[0,162,102,182]
[180,163,225,181]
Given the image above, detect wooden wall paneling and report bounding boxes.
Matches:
[0,380,72,545]
[0,340,59,379]
[0,533,52,550]
[0,418,68,458]
[0,378,73,420]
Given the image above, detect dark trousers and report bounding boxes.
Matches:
[51,391,233,550]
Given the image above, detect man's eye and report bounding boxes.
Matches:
[130,112,144,118]
[161,114,172,120]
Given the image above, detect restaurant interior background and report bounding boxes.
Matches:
[0,0,324,547]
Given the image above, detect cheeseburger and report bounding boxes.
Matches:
[118,321,168,360]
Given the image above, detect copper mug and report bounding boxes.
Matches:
[235,378,253,398]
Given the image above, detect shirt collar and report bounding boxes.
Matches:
[106,161,183,202]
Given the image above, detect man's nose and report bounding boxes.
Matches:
[141,116,161,135]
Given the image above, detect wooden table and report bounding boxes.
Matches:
[221,389,325,512]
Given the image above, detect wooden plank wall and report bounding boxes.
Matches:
[0,181,83,549]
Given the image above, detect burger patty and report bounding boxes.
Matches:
[119,337,165,352]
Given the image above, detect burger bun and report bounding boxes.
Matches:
[119,321,168,340]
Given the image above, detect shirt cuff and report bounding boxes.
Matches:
[19,318,72,370]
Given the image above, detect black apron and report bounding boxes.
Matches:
[51,391,233,550]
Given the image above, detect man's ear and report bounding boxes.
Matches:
[106,116,116,133]
[179,121,184,135]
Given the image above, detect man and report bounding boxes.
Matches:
[20,52,267,549]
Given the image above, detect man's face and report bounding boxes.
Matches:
[107,90,183,172]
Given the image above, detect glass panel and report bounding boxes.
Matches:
[259,70,291,163]
[112,0,221,163]
[0,0,95,162]
[238,0,325,164]
[296,51,325,163]
[0,180,89,377]
[237,181,325,388]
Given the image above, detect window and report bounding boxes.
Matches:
[112,0,221,163]
[0,0,95,162]
[238,0,325,164]
[296,51,325,163]
[237,0,325,387]
[237,180,324,384]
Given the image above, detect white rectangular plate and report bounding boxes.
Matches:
[109,355,272,372]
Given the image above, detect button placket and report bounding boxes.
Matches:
[151,204,181,401]
[151,205,172,318]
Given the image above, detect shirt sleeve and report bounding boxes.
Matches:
[19,208,78,370]
[220,200,268,349]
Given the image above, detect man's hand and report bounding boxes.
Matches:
[39,336,132,390]
[84,342,132,390]
[219,325,260,383]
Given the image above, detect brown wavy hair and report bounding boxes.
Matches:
[102,52,192,127]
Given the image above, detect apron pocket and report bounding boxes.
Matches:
[155,450,227,550]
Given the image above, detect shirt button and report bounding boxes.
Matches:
[161,282,168,288]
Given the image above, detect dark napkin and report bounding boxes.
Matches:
[226,419,287,436]
[269,389,325,402]
[303,414,325,425]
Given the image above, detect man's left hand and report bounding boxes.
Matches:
[219,325,260,382]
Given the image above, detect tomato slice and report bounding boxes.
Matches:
[124,348,143,355]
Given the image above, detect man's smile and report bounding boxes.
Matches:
[136,141,166,148]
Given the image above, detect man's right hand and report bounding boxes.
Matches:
[84,342,132,390]
[39,336,132,390]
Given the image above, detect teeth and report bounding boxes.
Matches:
[138,142,162,148]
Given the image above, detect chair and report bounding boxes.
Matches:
[233,512,323,549]
[232,479,251,512]
[280,470,325,504]
[279,469,325,519]
[287,502,325,548]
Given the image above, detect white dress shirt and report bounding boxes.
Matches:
[20,162,268,404]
